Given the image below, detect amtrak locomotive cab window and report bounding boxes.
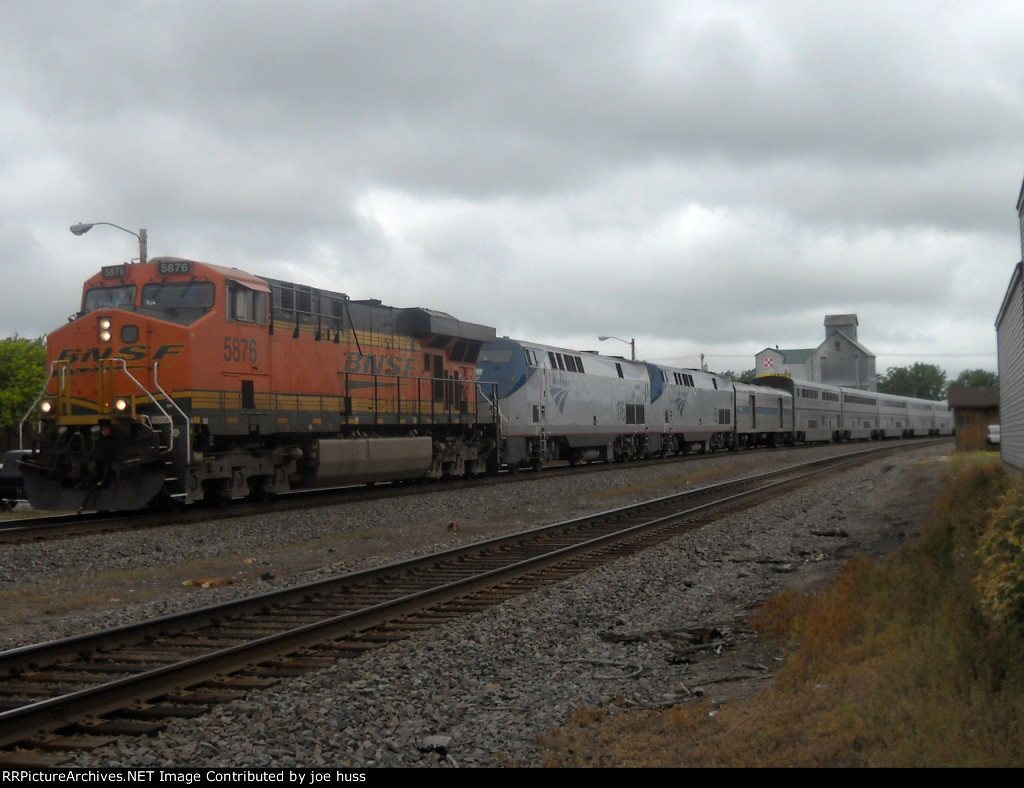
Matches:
[84,285,137,312]
[478,348,513,364]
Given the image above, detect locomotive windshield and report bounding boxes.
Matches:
[142,282,215,310]
[83,285,137,312]
[140,282,216,323]
[477,348,514,364]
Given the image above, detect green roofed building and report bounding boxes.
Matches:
[755,314,877,391]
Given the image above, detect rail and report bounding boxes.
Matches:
[0,441,928,753]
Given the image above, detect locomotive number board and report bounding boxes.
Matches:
[102,264,128,278]
[157,260,193,275]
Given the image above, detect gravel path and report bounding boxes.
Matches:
[1,442,950,768]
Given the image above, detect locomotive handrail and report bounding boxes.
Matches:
[106,358,179,457]
[17,360,70,451]
[334,369,482,426]
[152,361,190,461]
[477,380,508,429]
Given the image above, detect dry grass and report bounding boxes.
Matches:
[539,453,1024,767]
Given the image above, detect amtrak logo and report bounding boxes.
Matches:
[551,386,570,413]
[674,393,690,417]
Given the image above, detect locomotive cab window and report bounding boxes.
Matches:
[479,348,513,364]
[84,285,137,313]
[227,282,267,325]
[141,282,215,324]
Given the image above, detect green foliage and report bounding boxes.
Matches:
[976,477,1024,636]
[952,368,999,387]
[878,362,947,399]
[0,335,47,432]
[719,369,757,383]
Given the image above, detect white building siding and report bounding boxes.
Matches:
[997,263,1024,471]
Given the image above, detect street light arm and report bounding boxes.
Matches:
[598,334,637,362]
[70,222,147,264]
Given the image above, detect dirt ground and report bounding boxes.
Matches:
[654,450,950,706]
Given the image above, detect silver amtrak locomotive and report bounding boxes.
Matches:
[477,339,950,472]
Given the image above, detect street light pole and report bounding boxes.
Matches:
[70,222,147,264]
[598,335,636,361]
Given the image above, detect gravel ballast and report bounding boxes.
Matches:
[1,442,951,768]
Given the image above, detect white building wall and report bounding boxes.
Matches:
[754,349,809,381]
[997,263,1024,471]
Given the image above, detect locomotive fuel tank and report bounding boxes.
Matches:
[302,436,433,487]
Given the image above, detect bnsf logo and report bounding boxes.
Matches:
[343,352,418,376]
[57,344,185,363]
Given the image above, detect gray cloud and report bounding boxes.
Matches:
[1,0,1020,379]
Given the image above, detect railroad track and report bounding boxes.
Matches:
[0,440,931,544]
[0,441,939,765]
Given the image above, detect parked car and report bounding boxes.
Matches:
[0,450,29,511]
[987,424,1001,446]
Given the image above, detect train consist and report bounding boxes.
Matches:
[18,256,952,511]
[476,337,952,469]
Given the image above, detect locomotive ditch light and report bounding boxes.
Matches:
[39,400,52,414]
[114,397,131,413]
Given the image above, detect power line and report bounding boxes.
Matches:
[874,352,995,358]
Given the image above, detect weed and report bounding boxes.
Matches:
[539,453,1024,767]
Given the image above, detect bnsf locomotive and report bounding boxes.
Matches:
[19,256,952,512]
[21,257,498,511]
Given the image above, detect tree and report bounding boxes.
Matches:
[0,335,47,445]
[950,368,998,388]
[719,369,758,383]
[877,363,947,400]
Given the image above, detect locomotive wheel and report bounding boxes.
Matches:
[249,476,276,503]
[204,480,233,507]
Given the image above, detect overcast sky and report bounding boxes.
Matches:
[2,1,1022,380]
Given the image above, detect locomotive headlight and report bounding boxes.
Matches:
[99,317,112,343]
